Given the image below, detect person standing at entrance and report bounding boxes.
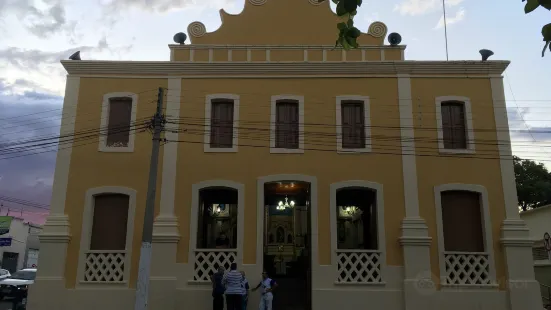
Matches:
[252,271,278,310]
[223,263,243,310]
[211,267,225,310]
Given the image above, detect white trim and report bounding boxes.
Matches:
[435,96,476,154]
[270,95,305,154]
[169,44,407,50]
[490,77,520,220]
[61,61,510,76]
[66,75,505,80]
[189,180,245,267]
[98,92,138,153]
[335,96,371,153]
[329,181,387,283]
[76,186,137,287]
[434,184,497,285]
[204,94,240,153]
[256,175,319,274]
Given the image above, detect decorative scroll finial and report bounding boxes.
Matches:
[367,21,388,38]
[248,0,268,5]
[308,0,322,5]
[187,21,207,38]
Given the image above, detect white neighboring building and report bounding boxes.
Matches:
[0,216,42,273]
[520,205,551,305]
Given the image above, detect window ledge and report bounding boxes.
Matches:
[337,147,372,154]
[535,260,551,266]
[77,281,128,289]
[439,148,475,155]
[204,146,238,153]
[334,281,386,286]
[270,148,304,154]
[99,146,134,153]
[188,280,211,285]
[440,283,498,290]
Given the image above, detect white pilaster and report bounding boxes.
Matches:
[491,76,543,309]
[397,75,434,309]
[150,78,181,310]
[27,75,80,310]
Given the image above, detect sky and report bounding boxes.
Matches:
[0,0,550,224]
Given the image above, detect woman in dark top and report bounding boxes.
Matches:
[211,267,225,310]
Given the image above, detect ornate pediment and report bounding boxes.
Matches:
[187,0,388,46]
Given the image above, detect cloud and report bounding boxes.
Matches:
[394,0,463,16]
[101,0,232,13]
[0,0,77,39]
[434,8,465,29]
[0,80,62,224]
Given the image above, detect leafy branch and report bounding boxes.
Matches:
[318,0,363,49]
[523,0,551,56]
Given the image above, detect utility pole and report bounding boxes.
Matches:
[134,87,164,310]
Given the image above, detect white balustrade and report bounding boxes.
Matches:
[83,250,126,282]
[443,252,491,285]
[193,249,237,282]
[336,250,382,284]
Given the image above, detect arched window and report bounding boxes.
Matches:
[330,181,386,284]
[190,181,244,282]
[435,184,496,286]
[77,187,136,285]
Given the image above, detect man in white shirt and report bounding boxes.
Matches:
[252,271,278,310]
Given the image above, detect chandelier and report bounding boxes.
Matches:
[277,196,295,210]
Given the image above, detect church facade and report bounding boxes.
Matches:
[27,1,541,309]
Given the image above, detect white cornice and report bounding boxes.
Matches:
[168,44,407,50]
[61,60,510,77]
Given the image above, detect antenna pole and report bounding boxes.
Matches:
[442,0,449,61]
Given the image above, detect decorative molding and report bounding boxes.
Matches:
[189,180,245,266]
[308,0,322,5]
[98,92,138,153]
[76,186,137,288]
[367,21,388,38]
[187,21,207,38]
[335,95,371,153]
[329,180,387,282]
[270,95,305,154]
[433,184,497,285]
[204,94,240,153]
[169,44,407,50]
[61,61,510,77]
[435,96,475,154]
[249,0,267,5]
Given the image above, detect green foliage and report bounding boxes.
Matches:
[522,0,551,56]
[318,0,363,49]
[514,156,551,211]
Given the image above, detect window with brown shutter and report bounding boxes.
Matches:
[441,101,467,149]
[106,98,132,147]
[210,100,234,148]
[441,190,484,252]
[341,101,366,149]
[275,100,299,149]
[89,194,129,251]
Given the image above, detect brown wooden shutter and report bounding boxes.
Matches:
[441,191,484,252]
[275,101,299,149]
[89,194,129,251]
[441,102,467,149]
[341,101,365,149]
[210,100,234,148]
[106,98,132,147]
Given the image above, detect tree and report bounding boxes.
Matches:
[514,156,551,211]
[522,0,551,57]
[318,0,363,49]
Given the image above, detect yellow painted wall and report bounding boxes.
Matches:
[411,78,507,289]
[173,78,405,267]
[64,78,168,288]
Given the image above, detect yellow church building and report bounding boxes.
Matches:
[27,0,542,309]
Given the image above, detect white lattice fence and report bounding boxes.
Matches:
[336,250,382,283]
[444,252,491,285]
[84,251,126,282]
[194,250,237,282]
